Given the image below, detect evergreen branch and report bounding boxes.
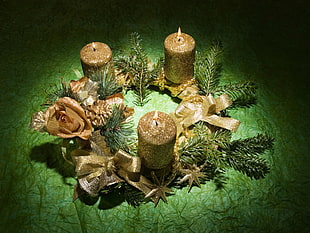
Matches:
[100,105,135,153]
[179,135,208,165]
[212,168,228,190]
[133,69,151,106]
[223,134,274,157]
[226,153,270,179]
[114,32,162,106]
[114,54,136,75]
[130,32,147,67]
[90,68,121,100]
[223,134,273,179]
[42,80,71,108]
[195,41,223,95]
[201,165,227,190]
[178,130,228,170]
[194,123,232,147]
[216,81,257,108]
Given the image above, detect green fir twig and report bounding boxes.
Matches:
[195,41,223,95]
[43,79,71,108]
[100,105,135,153]
[114,32,163,106]
[122,183,146,207]
[89,68,122,100]
[216,81,257,108]
[223,134,274,179]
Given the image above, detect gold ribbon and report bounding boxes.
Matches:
[71,149,123,196]
[71,148,165,203]
[114,150,141,182]
[113,150,158,202]
[171,94,240,136]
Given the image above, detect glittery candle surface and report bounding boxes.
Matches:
[80,42,113,78]
[164,32,195,84]
[138,111,176,170]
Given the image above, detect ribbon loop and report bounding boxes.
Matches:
[114,150,141,181]
[171,94,240,136]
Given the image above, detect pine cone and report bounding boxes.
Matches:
[85,100,112,127]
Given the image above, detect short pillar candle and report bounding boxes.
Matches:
[138,111,176,171]
[164,27,196,84]
[80,42,113,79]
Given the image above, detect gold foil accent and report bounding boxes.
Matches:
[29,111,46,132]
[171,94,240,136]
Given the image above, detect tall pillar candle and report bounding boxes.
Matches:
[164,28,196,84]
[138,111,176,175]
[80,42,113,79]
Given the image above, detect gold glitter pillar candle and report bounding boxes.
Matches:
[80,42,113,79]
[138,111,176,175]
[164,27,196,84]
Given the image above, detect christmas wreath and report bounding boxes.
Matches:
[30,32,273,207]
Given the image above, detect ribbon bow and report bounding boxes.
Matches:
[171,94,240,136]
[71,149,123,196]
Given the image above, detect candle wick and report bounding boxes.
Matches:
[91,42,96,52]
[152,110,159,126]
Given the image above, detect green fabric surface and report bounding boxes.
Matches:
[1,0,309,232]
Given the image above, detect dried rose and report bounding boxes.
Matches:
[44,97,92,140]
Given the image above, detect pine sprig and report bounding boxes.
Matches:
[224,134,274,157]
[195,41,223,95]
[179,135,209,165]
[43,80,71,108]
[225,153,270,179]
[90,68,121,100]
[114,32,162,106]
[216,81,257,108]
[223,134,273,179]
[100,105,135,153]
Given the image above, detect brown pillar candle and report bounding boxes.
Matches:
[138,111,176,173]
[80,42,113,79]
[164,27,196,84]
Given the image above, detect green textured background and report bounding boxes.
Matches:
[1,0,309,232]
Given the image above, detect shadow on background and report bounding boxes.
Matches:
[30,141,76,179]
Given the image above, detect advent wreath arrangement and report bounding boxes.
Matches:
[30,31,273,207]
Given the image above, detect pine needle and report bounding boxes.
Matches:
[122,183,146,207]
[114,32,162,106]
[216,81,257,108]
[90,68,121,100]
[223,134,274,179]
[195,41,223,95]
[100,105,135,153]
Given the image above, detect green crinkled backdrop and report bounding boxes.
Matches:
[1,0,309,232]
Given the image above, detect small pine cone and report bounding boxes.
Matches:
[85,100,112,127]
